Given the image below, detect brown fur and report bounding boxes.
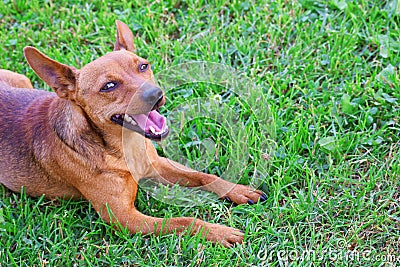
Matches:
[0,69,33,88]
[0,21,266,247]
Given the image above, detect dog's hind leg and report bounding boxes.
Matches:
[0,69,33,89]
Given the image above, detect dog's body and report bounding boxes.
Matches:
[0,69,33,88]
[0,21,266,247]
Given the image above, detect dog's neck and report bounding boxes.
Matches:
[49,98,122,156]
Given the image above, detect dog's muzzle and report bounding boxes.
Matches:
[110,94,169,141]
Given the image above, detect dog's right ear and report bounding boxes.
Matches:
[24,46,77,99]
[114,20,135,52]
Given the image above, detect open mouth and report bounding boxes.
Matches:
[110,98,169,141]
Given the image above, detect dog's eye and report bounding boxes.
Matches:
[139,63,149,73]
[101,81,118,92]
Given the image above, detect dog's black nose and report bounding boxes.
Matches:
[141,86,163,105]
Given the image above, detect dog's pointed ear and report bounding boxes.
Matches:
[114,20,135,52]
[24,46,77,99]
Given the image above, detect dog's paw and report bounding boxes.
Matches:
[223,184,267,205]
[202,223,244,248]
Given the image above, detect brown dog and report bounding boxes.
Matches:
[0,21,266,247]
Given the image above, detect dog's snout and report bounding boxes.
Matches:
[141,86,163,105]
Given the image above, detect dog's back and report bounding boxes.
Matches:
[0,86,67,196]
[0,69,33,89]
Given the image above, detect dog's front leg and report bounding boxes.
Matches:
[151,157,267,205]
[77,171,244,247]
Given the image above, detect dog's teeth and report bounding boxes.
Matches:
[122,114,138,126]
[124,114,132,123]
[149,126,166,135]
[130,118,137,126]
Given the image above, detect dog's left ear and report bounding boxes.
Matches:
[114,20,135,52]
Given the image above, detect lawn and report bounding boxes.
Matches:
[0,0,399,266]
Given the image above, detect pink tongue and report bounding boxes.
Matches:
[132,110,166,133]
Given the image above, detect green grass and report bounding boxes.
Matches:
[1,0,400,266]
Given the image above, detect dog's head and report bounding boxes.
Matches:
[24,21,168,141]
